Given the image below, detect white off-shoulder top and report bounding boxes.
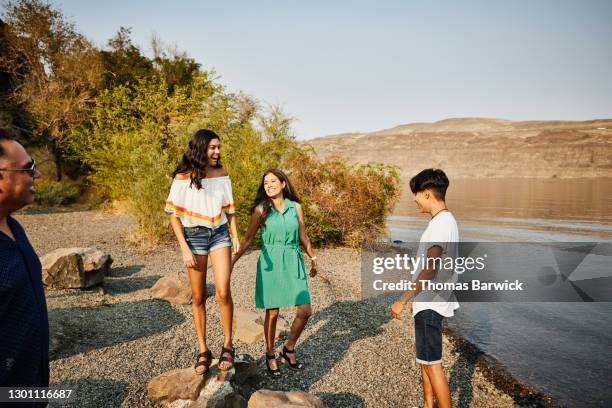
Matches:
[164,176,236,228]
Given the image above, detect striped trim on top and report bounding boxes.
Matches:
[165,201,236,227]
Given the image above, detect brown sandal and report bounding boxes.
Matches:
[194,349,212,376]
[218,346,235,371]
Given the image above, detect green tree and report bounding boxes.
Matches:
[0,18,31,134]
[99,27,153,89]
[100,29,202,93]
[151,35,201,93]
[69,72,218,240]
[0,0,103,180]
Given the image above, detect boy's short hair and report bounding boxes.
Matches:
[409,168,449,200]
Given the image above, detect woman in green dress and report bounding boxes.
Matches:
[232,168,317,377]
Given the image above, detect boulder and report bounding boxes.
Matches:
[248,390,327,408]
[148,354,257,408]
[148,367,205,403]
[41,247,112,289]
[233,308,290,344]
[151,274,192,305]
[172,376,245,408]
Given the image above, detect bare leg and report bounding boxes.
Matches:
[187,254,209,374]
[284,304,312,364]
[423,363,452,408]
[264,308,279,370]
[209,246,234,369]
[421,364,435,408]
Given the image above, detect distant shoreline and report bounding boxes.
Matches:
[306,117,612,180]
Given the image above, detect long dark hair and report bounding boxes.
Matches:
[172,129,222,189]
[251,168,300,228]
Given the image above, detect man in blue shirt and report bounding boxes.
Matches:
[0,129,48,388]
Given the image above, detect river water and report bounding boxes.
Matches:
[386,178,612,408]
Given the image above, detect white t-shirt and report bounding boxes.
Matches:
[412,211,460,317]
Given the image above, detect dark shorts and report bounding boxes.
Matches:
[183,223,232,255]
[414,309,444,365]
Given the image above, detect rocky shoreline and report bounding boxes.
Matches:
[14,208,553,407]
[441,329,563,408]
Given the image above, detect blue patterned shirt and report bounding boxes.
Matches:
[0,216,49,387]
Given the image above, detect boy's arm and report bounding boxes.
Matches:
[390,244,443,320]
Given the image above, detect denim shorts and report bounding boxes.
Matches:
[183,223,232,255]
[414,309,444,365]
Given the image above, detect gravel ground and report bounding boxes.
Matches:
[15,209,522,408]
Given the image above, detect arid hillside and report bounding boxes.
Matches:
[305,118,612,179]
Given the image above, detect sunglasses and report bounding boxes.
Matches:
[0,159,38,176]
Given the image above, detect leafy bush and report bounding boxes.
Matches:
[68,74,291,243]
[69,73,401,247]
[34,179,80,206]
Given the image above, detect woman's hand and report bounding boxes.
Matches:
[232,237,240,255]
[309,261,318,277]
[231,207,261,268]
[182,248,197,269]
[231,246,244,268]
[231,253,240,269]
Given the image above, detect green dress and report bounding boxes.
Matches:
[256,198,311,309]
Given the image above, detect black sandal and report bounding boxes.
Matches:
[194,349,212,376]
[281,345,304,370]
[218,346,235,371]
[265,353,281,377]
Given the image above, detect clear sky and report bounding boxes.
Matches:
[47,0,612,139]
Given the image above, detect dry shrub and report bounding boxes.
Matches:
[285,149,401,247]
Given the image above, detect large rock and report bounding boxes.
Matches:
[233,308,290,344]
[148,354,257,408]
[170,377,245,408]
[148,367,205,403]
[41,247,112,289]
[248,390,326,408]
[151,274,192,305]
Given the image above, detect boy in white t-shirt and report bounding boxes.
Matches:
[390,168,459,408]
